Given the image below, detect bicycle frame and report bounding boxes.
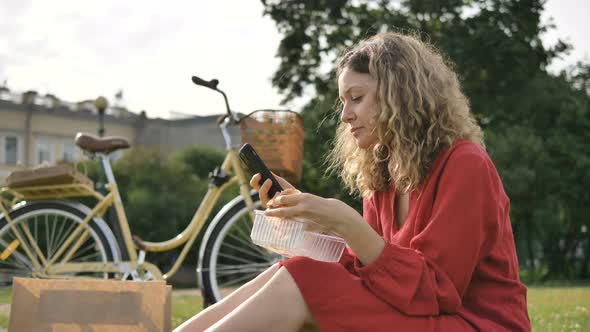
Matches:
[0,119,257,281]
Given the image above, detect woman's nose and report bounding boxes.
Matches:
[340,104,355,123]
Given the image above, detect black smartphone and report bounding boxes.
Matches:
[238,143,284,198]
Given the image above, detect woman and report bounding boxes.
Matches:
[174,32,531,332]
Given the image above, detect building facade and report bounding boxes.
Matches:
[0,89,238,181]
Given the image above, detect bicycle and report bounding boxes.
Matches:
[0,75,303,306]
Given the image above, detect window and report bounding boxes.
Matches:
[62,141,76,162]
[37,139,52,164]
[4,136,18,165]
[0,133,21,165]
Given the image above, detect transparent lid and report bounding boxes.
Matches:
[250,210,347,262]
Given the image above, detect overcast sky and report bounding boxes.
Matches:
[0,0,588,119]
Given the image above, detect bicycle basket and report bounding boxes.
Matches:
[240,110,304,184]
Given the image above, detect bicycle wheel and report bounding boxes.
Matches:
[0,200,120,286]
[198,194,282,305]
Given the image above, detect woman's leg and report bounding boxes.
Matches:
[205,266,315,332]
[173,264,280,332]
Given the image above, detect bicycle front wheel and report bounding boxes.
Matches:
[0,201,120,286]
[198,195,282,305]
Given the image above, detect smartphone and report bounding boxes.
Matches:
[238,143,283,198]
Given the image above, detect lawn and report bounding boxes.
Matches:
[527,286,589,331]
[0,286,587,330]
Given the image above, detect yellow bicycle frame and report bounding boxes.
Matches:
[0,148,256,281]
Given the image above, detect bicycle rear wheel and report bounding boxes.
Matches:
[0,200,120,285]
[198,195,281,305]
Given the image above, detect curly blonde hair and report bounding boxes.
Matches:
[328,32,484,197]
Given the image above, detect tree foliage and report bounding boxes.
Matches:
[261,0,590,280]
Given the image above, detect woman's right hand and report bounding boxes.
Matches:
[250,173,295,208]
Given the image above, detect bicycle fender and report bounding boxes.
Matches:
[0,200,27,219]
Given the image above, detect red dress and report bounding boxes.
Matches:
[279,140,531,331]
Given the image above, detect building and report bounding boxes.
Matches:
[0,88,239,181]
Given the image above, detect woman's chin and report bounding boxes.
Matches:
[355,140,372,149]
[354,137,376,149]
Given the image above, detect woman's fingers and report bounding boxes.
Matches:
[271,172,295,189]
[264,205,299,218]
[259,179,273,208]
[253,172,295,194]
[280,188,301,195]
[273,192,304,206]
[249,173,262,189]
[251,174,275,208]
[267,190,303,208]
[266,193,311,215]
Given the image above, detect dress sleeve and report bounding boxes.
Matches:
[353,150,502,316]
[337,247,357,274]
[338,197,380,274]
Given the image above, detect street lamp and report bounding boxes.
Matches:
[94,97,108,191]
[94,96,121,243]
[95,96,108,137]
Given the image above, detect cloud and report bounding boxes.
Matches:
[0,0,286,118]
[0,0,32,24]
[15,0,587,118]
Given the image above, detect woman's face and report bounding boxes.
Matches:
[338,67,379,149]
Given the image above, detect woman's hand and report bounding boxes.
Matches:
[264,193,364,237]
[249,173,295,208]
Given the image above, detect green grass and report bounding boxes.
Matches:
[0,288,11,305]
[171,295,203,329]
[528,286,589,331]
[0,288,10,328]
[0,286,587,330]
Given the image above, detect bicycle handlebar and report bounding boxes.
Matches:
[191,76,219,90]
[191,75,237,124]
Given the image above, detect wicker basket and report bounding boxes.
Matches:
[240,110,304,184]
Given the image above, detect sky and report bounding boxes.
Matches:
[0,0,588,119]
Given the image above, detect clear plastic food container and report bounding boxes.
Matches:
[250,210,347,262]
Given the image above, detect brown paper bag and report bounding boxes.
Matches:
[9,278,172,332]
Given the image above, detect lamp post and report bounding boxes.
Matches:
[93,96,108,192]
[94,95,125,257]
[95,96,108,137]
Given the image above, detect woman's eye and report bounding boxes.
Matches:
[351,96,363,103]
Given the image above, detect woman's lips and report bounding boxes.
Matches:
[351,127,362,136]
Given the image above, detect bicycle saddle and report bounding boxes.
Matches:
[75,132,130,154]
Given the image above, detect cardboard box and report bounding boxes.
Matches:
[9,278,172,332]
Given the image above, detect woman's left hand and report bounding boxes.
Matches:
[265,192,363,236]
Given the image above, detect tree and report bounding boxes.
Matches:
[111,147,207,266]
[261,0,590,279]
[173,145,226,179]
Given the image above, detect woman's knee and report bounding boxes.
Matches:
[270,266,300,295]
[264,266,316,325]
[218,263,280,306]
[252,263,280,285]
